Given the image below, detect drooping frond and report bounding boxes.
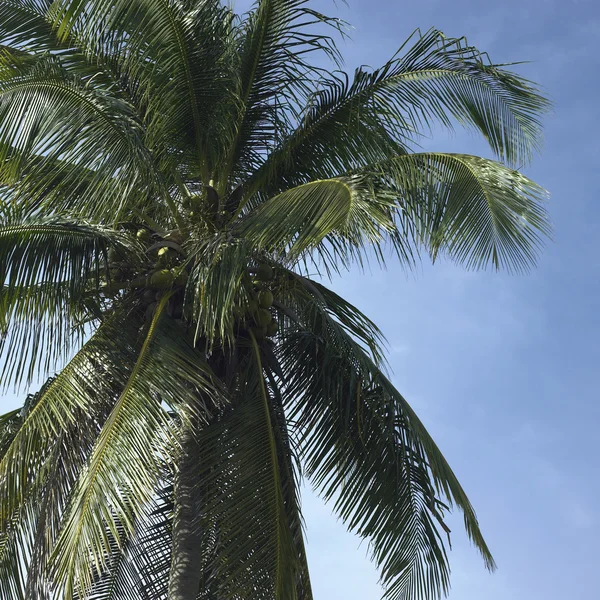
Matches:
[74,478,173,600]
[0,217,141,388]
[0,408,21,459]
[278,275,495,600]
[0,312,145,595]
[368,152,551,272]
[194,337,307,599]
[186,233,252,347]
[245,27,549,198]
[0,408,27,599]
[51,303,222,598]
[277,269,389,367]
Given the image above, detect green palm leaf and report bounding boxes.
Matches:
[278,275,494,600]
[0,51,153,219]
[193,336,307,599]
[71,479,173,600]
[368,152,551,272]
[51,301,223,598]
[246,27,548,199]
[0,312,143,546]
[220,0,343,187]
[0,217,140,388]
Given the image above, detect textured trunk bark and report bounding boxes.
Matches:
[168,433,204,600]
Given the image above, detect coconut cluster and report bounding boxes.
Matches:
[105,229,280,343]
[104,228,189,321]
[233,263,279,341]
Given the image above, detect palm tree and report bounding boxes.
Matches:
[0,1,550,599]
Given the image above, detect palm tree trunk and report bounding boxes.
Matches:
[168,432,204,600]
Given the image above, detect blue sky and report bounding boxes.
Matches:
[2,0,599,598]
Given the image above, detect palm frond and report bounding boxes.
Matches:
[0,407,29,599]
[0,1,56,53]
[0,408,21,459]
[0,50,154,219]
[0,217,141,388]
[245,27,549,198]
[0,366,129,600]
[49,0,236,175]
[219,0,344,187]
[74,478,173,600]
[238,176,416,274]
[277,268,388,367]
[369,152,551,272]
[186,233,252,347]
[51,302,222,598]
[0,312,145,592]
[277,276,495,600]
[193,337,305,599]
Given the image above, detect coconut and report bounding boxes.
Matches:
[174,269,189,286]
[258,289,273,309]
[102,282,121,296]
[150,269,174,289]
[142,289,156,304]
[145,302,157,321]
[266,321,279,337]
[163,230,183,244]
[157,247,171,263]
[110,268,124,282]
[255,308,272,327]
[247,299,259,314]
[107,247,121,263]
[137,228,151,243]
[255,264,273,281]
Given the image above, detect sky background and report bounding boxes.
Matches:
[2,0,599,598]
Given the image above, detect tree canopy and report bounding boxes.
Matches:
[0,2,549,599]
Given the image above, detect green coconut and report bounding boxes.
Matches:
[109,267,124,282]
[174,269,189,286]
[255,263,274,281]
[102,282,121,296]
[150,269,174,289]
[142,289,156,304]
[107,247,121,263]
[266,320,279,337]
[247,299,259,314]
[137,228,151,242]
[157,247,171,263]
[258,289,273,309]
[255,308,272,327]
[163,230,183,244]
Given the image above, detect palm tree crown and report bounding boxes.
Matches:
[0,2,550,600]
